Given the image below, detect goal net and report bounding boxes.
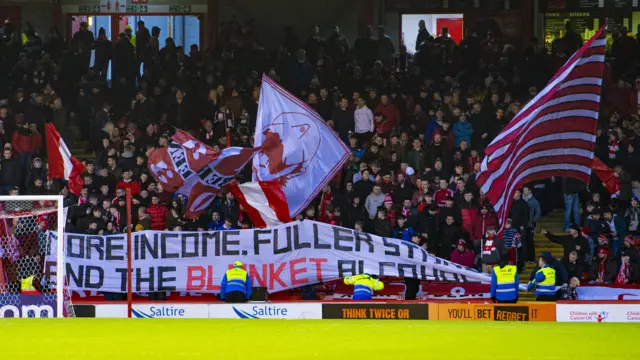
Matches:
[0,196,69,318]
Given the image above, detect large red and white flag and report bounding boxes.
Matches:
[45,123,86,195]
[228,180,291,228]
[476,26,606,231]
[252,75,350,217]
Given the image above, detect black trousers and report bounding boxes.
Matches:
[496,298,518,303]
[225,291,247,303]
[523,227,536,262]
[404,278,420,300]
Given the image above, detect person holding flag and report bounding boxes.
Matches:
[45,123,85,195]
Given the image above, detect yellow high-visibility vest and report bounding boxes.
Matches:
[21,275,36,291]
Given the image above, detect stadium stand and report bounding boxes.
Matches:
[1,10,639,302]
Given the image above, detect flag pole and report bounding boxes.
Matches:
[126,188,133,318]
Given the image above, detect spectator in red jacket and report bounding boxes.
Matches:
[450,239,475,268]
[466,148,482,174]
[116,170,141,196]
[147,195,168,230]
[375,94,400,128]
[459,191,478,235]
[434,179,454,207]
[320,205,340,226]
[12,122,42,170]
[471,205,499,241]
[374,112,393,139]
[318,184,334,219]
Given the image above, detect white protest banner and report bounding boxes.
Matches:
[45,221,490,293]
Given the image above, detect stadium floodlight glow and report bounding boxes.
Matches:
[0,195,70,318]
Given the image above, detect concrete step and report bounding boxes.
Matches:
[516,210,566,301]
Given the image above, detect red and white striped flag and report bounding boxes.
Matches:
[476,25,606,231]
[228,180,291,228]
[45,123,86,195]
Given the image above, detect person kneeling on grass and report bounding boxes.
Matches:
[220,261,252,303]
[344,273,384,300]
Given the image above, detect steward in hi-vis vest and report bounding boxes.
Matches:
[220,261,252,303]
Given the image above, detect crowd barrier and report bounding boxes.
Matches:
[4,298,640,322]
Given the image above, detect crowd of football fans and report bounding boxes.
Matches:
[0,16,639,295]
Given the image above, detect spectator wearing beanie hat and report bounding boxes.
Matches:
[592,233,610,265]
[589,247,617,284]
[383,194,397,227]
[451,239,474,268]
[477,226,505,269]
[617,235,639,262]
[615,248,639,284]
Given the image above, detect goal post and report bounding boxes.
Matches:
[0,195,68,318]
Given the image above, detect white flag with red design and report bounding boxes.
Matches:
[228,180,291,228]
[252,75,350,217]
[45,123,86,195]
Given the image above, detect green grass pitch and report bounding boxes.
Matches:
[1,319,639,359]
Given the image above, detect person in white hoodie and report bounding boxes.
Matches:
[354,97,374,143]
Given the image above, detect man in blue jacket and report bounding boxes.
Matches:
[220,261,252,303]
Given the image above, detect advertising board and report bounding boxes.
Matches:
[93,303,321,319]
[436,303,556,321]
[94,304,210,318]
[0,295,57,318]
[556,303,640,323]
[209,303,322,319]
[322,303,429,320]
